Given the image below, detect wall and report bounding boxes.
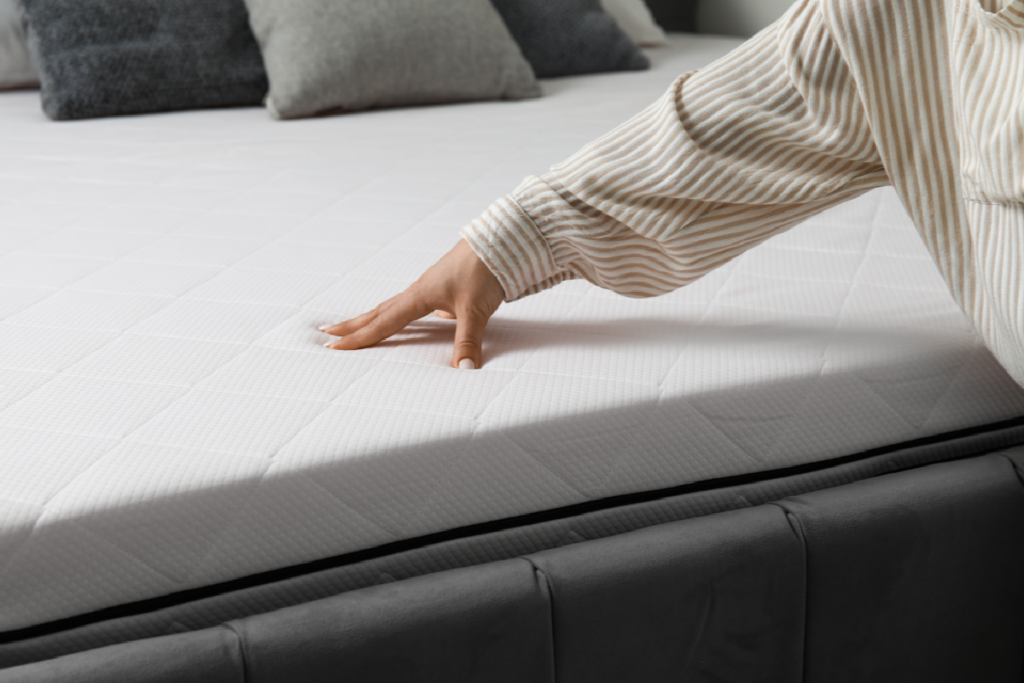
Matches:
[696,0,791,37]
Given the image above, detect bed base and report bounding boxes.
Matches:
[3,439,1023,681]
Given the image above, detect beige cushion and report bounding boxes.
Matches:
[601,0,667,46]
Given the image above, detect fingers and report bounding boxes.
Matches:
[322,307,453,342]
[320,296,401,336]
[322,304,489,369]
[320,309,376,337]
[325,297,432,350]
[451,306,488,370]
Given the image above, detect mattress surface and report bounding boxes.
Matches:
[1,35,1023,634]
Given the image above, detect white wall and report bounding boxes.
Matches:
[697,0,792,37]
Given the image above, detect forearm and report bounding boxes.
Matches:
[462,0,889,302]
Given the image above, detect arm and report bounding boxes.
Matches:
[324,0,889,367]
[464,0,888,302]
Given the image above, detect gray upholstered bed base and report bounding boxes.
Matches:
[4,448,1023,682]
[2,420,1023,680]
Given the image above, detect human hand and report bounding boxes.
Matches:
[320,239,505,369]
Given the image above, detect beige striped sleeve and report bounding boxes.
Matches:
[461,0,889,302]
[820,0,1024,387]
[463,0,1024,387]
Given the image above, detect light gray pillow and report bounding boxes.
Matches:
[244,0,542,120]
[0,0,37,89]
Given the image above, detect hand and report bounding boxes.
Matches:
[320,239,506,369]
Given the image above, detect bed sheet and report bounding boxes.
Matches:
[1,34,1023,633]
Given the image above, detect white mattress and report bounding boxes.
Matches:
[2,34,1023,634]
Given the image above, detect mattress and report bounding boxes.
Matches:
[1,33,1023,639]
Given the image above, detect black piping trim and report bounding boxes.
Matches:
[4,415,1024,645]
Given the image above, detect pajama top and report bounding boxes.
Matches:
[460,0,1024,388]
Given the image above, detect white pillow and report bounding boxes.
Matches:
[600,0,666,47]
[0,0,37,89]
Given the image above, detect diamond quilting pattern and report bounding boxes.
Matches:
[0,370,55,412]
[62,336,245,387]
[2,34,1024,633]
[0,428,119,506]
[0,376,190,439]
[4,290,173,331]
[0,253,110,288]
[0,325,120,374]
[124,391,330,459]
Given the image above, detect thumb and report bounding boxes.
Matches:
[452,307,488,370]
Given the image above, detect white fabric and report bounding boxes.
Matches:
[600,0,667,46]
[0,34,1022,632]
[0,0,36,89]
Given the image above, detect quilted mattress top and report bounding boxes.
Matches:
[2,35,1024,633]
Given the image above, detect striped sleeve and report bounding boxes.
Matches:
[820,0,1024,386]
[461,0,889,301]
[463,0,1024,387]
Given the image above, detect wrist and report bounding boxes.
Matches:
[460,193,561,301]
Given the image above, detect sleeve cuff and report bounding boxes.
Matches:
[459,188,568,302]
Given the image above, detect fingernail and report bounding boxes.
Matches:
[318,325,330,332]
[458,358,475,370]
[324,342,335,348]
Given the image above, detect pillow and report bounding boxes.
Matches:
[600,0,667,46]
[488,0,649,78]
[243,0,540,120]
[0,0,37,89]
[20,0,268,120]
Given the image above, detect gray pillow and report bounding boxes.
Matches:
[243,0,541,120]
[21,0,268,120]
[489,0,650,78]
[0,0,37,89]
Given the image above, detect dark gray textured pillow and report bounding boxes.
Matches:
[644,0,699,33]
[21,0,267,120]
[489,0,650,78]
[243,0,541,120]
